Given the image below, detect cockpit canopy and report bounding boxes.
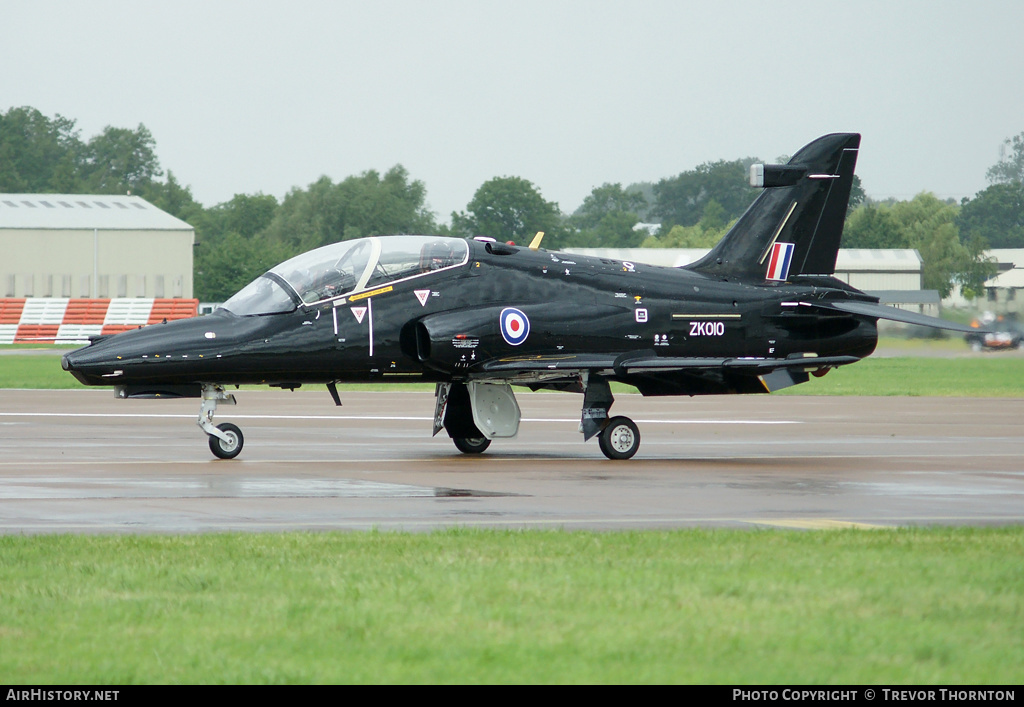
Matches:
[221,236,469,316]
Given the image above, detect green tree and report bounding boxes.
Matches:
[957,233,998,299]
[885,193,995,297]
[450,176,565,246]
[892,194,963,297]
[0,106,84,192]
[571,183,646,227]
[652,158,760,229]
[843,202,908,249]
[0,107,186,202]
[194,230,291,302]
[192,194,285,301]
[848,175,866,214]
[135,170,205,224]
[211,193,279,238]
[958,181,1024,248]
[262,166,436,253]
[698,198,726,231]
[842,194,996,298]
[641,219,734,250]
[565,183,647,247]
[81,124,163,194]
[624,182,656,221]
[986,132,1024,184]
[957,131,1024,249]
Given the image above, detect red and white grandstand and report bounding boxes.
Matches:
[0,298,198,344]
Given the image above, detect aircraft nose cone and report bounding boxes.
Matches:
[61,353,72,371]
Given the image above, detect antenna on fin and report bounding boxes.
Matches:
[529,232,545,250]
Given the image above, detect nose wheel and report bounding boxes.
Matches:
[197,384,243,459]
[208,422,244,459]
[598,416,640,460]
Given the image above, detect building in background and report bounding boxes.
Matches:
[0,194,194,299]
[980,249,1024,314]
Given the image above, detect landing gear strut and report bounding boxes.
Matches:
[197,384,243,459]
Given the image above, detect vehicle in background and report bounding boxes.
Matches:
[966,312,1024,351]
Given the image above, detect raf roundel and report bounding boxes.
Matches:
[499,307,530,346]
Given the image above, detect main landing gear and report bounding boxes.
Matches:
[434,376,643,460]
[433,382,517,456]
[197,384,243,459]
[597,415,641,460]
[583,373,641,460]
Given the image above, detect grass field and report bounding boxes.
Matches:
[774,356,1024,396]
[3,342,1022,684]
[1,527,1021,684]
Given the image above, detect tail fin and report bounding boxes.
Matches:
[685,133,860,281]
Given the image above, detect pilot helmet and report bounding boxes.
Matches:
[420,241,455,271]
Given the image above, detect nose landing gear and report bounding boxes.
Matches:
[197,384,243,459]
[209,422,244,459]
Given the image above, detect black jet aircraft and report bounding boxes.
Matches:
[63,133,977,460]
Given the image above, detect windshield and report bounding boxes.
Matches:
[219,236,469,315]
[220,274,296,316]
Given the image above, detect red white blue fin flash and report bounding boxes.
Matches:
[766,242,795,281]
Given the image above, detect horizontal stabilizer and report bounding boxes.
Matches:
[816,301,979,333]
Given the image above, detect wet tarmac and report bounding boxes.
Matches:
[0,389,1022,533]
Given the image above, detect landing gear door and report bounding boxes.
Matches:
[468,382,521,439]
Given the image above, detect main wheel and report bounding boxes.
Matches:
[209,422,244,460]
[598,416,640,460]
[453,437,491,454]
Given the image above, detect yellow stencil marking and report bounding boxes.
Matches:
[348,285,393,302]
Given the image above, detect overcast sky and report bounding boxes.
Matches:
[4,1,1023,223]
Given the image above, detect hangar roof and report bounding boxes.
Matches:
[835,249,923,270]
[988,249,1024,269]
[985,267,1024,289]
[0,194,193,231]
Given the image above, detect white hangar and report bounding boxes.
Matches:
[0,194,195,300]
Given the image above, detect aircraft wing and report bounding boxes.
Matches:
[477,353,619,373]
[477,352,859,375]
[615,354,861,373]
